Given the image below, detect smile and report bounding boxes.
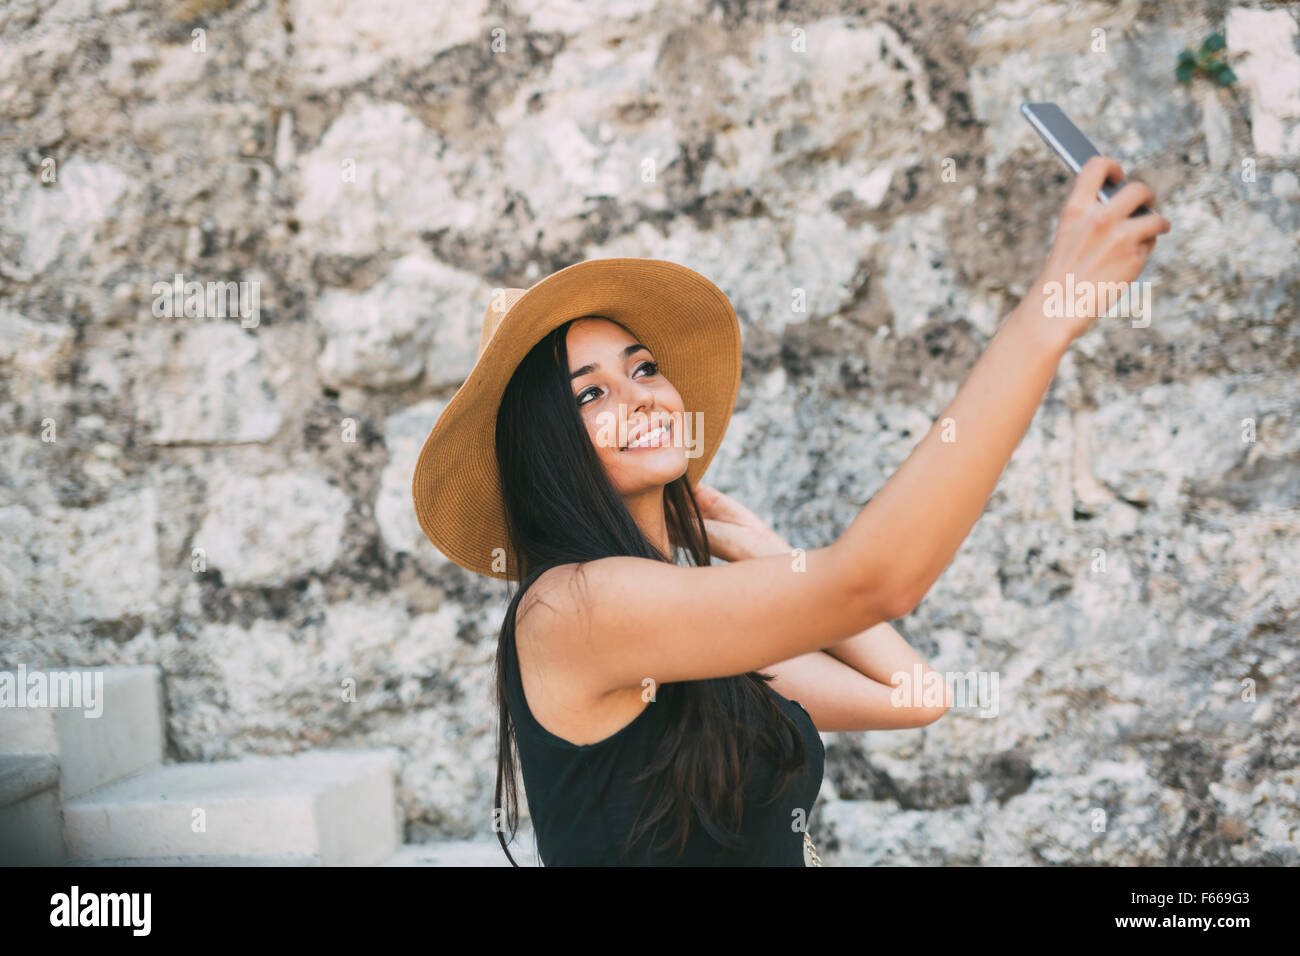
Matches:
[622,421,673,451]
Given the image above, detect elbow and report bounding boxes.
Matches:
[912,664,951,726]
[849,576,919,627]
[898,698,950,729]
[887,593,917,621]
[880,558,924,620]
[886,578,923,621]
[829,542,922,625]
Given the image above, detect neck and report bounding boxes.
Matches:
[624,487,671,560]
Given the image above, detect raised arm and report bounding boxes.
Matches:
[835,156,1169,614]
[522,156,1170,696]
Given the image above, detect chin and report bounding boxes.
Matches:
[613,454,689,493]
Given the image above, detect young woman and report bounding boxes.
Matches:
[410,156,1171,866]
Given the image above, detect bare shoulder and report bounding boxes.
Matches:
[515,562,618,698]
[514,562,649,745]
[518,562,584,628]
[514,559,636,681]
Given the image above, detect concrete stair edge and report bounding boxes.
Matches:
[0,752,60,807]
[59,853,324,866]
[0,665,166,801]
[0,664,453,867]
[62,747,403,865]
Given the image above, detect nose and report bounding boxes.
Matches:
[620,377,658,432]
[621,373,655,414]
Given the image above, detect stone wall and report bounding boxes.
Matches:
[1,0,1296,862]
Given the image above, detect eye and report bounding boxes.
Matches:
[575,360,659,407]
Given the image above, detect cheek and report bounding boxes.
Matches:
[660,383,684,412]
[581,413,618,460]
[654,378,679,399]
[581,416,636,476]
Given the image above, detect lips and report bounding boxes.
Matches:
[621,419,672,451]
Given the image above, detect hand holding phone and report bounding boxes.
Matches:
[1021,102,1154,216]
[1017,111,1172,345]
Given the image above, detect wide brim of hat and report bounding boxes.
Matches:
[410,257,743,582]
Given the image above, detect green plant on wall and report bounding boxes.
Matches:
[1177,33,1237,86]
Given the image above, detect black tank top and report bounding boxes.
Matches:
[503,625,825,865]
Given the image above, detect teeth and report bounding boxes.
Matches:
[627,424,667,449]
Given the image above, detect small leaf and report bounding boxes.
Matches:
[1202,32,1226,53]
[1178,49,1197,67]
[1215,68,1237,86]
[1176,63,1194,83]
[1207,59,1228,76]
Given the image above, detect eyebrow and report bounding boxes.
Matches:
[569,343,651,381]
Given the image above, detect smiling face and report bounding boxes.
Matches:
[567,316,689,498]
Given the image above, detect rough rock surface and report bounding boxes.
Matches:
[1,0,1296,864]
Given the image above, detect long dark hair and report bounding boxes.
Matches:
[490,316,810,865]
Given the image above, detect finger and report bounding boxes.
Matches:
[1118,209,1172,243]
[1072,155,1124,211]
[1107,180,1156,219]
[693,482,718,505]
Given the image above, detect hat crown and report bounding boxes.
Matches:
[479,288,527,357]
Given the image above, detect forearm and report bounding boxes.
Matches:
[834,290,1068,612]
[822,620,935,688]
[744,535,933,681]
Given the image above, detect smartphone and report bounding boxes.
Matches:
[1020,102,1153,216]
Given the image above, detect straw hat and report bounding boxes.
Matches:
[410,257,743,582]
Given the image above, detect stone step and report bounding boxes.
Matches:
[0,665,165,800]
[63,853,323,866]
[61,840,539,867]
[0,753,67,865]
[62,748,401,866]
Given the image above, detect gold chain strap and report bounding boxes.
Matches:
[803,831,823,867]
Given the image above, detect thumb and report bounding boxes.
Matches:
[1072,155,1124,213]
